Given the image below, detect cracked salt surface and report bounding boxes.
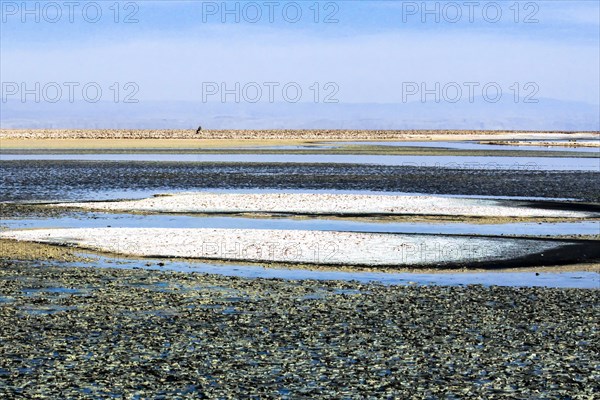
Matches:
[0,228,563,266]
[55,192,598,219]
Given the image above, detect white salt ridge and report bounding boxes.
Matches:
[0,228,561,266]
[55,192,597,219]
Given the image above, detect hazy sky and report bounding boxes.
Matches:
[1,1,599,128]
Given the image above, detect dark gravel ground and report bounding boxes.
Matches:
[0,261,598,399]
[1,160,599,203]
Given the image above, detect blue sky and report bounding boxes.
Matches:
[1,1,599,129]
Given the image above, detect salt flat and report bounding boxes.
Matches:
[1,228,563,266]
[54,192,597,218]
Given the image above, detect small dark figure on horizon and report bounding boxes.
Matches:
[196,125,202,135]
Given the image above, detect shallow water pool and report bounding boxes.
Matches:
[71,255,600,289]
[2,213,599,236]
[339,140,600,153]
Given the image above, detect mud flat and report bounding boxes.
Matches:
[54,192,599,219]
[3,160,599,203]
[3,228,599,268]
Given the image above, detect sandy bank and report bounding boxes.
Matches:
[1,129,597,141]
[55,192,599,219]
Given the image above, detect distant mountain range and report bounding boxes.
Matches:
[1,98,598,131]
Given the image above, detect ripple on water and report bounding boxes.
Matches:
[2,153,598,171]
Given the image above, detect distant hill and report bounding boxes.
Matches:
[1,97,598,131]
